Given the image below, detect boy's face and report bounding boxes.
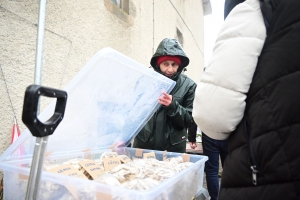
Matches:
[159,60,180,77]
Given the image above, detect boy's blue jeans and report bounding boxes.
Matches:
[202,133,228,200]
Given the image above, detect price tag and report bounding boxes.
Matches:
[78,160,104,180]
[48,164,88,180]
[19,174,29,180]
[163,150,167,161]
[97,192,113,200]
[48,165,84,199]
[64,184,79,199]
[143,152,156,159]
[82,148,92,159]
[118,155,132,163]
[45,151,53,157]
[103,157,121,171]
[182,153,190,162]
[135,148,143,157]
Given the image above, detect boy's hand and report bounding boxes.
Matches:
[189,142,197,149]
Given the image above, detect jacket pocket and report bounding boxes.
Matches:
[169,129,187,145]
[137,128,152,142]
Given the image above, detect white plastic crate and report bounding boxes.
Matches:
[0,48,207,200]
[1,148,207,200]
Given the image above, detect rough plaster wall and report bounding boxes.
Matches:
[182,0,205,82]
[173,0,204,82]
[0,4,38,158]
[0,0,204,165]
[153,0,204,82]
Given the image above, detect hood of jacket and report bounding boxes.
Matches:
[150,38,189,80]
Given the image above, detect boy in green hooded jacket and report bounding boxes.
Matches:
[133,38,197,153]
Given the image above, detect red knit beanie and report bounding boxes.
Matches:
[157,56,181,66]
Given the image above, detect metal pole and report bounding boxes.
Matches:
[33,136,49,199]
[25,139,42,199]
[34,0,46,86]
[152,0,154,55]
[25,0,47,199]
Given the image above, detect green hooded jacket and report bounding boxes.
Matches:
[132,38,197,153]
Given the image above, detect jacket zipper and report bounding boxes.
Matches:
[243,117,262,185]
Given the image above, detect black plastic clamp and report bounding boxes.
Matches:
[22,85,68,137]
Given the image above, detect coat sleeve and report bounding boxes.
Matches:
[188,121,198,142]
[193,0,266,140]
[164,82,196,129]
